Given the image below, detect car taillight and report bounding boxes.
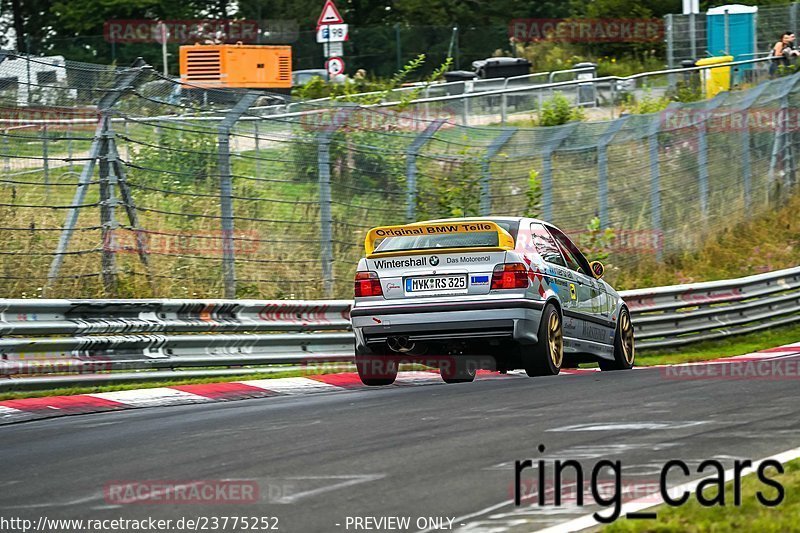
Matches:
[491,263,529,290]
[354,271,383,297]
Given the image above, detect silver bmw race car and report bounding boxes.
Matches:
[351,217,635,385]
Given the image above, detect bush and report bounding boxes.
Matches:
[539,92,585,127]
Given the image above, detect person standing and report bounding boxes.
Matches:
[770,31,800,77]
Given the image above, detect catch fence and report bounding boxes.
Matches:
[0,52,798,300]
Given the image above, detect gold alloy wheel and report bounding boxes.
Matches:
[548,311,563,367]
[620,310,635,365]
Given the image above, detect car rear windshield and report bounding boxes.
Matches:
[373,220,519,254]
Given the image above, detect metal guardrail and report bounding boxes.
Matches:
[623,265,800,349]
[1,266,798,389]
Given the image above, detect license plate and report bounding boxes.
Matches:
[405,275,467,294]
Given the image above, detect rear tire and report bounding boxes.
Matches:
[525,303,563,377]
[355,348,398,386]
[440,357,477,384]
[599,307,635,371]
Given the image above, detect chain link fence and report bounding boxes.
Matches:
[0,52,798,300]
[666,3,800,68]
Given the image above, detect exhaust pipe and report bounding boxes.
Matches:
[387,336,416,353]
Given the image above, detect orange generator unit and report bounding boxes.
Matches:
[179,43,292,92]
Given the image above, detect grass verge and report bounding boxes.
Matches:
[605,457,800,532]
[633,321,800,367]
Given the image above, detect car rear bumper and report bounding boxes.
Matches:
[351,299,545,349]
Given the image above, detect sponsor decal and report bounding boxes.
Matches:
[373,257,428,269]
[470,275,490,285]
[581,321,607,342]
[373,223,493,238]
[569,283,577,300]
[446,255,491,264]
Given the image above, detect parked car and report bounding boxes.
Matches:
[292,69,348,86]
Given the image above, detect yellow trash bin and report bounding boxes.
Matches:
[695,55,734,98]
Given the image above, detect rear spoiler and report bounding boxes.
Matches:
[364,221,515,257]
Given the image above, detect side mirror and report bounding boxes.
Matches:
[590,260,605,279]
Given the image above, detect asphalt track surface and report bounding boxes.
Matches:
[2,356,800,533]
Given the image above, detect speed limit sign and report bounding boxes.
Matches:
[326,57,345,77]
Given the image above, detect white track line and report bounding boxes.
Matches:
[90,388,212,407]
[239,377,343,394]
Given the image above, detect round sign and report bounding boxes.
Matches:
[325,57,345,77]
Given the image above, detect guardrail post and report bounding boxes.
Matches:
[480,128,516,216]
[217,91,261,298]
[317,131,335,298]
[405,119,445,222]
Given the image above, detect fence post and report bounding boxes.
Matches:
[66,124,74,171]
[317,130,335,298]
[217,91,261,299]
[742,124,751,210]
[724,9,730,56]
[648,119,662,262]
[254,120,260,177]
[405,119,445,222]
[689,12,697,60]
[98,116,118,296]
[41,124,49,195]
[597,117,629,228]
[540,123,578,222]
[480,128,516,216]
[697,120,709,219]
[2,128,8,173]
[665,14,674,70]
[45,58,150,295]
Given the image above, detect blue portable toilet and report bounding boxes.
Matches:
[706,5,757,77]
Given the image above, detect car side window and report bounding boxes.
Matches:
[530,223,566,267]
[547,226,592,276]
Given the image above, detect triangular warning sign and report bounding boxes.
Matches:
[317,0,344,27]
